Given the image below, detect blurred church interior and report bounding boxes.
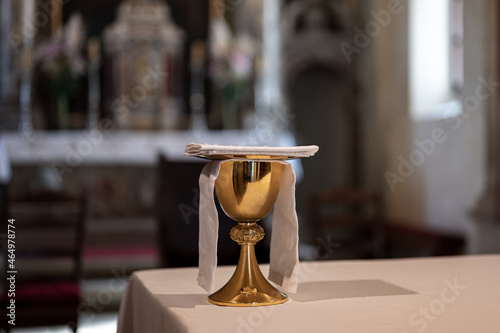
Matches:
[1,0,500,331]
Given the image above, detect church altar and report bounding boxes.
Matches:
[3,130,298,166]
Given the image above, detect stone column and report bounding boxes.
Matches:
[470,0,500,253]
[472,0,500,223]
[0,0,12,100]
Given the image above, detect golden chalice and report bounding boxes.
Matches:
[209,159,288,307]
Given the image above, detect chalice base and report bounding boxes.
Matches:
[208,244,288,307]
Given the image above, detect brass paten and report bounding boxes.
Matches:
[209,160,288,306]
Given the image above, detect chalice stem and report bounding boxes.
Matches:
[208,222,287,306]
[233,238,266,289]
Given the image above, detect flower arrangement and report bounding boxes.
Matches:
[35,13,86,129]
[209,18,256,129]
[209,19,254,85]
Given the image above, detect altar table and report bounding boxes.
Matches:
[117,255,500,333]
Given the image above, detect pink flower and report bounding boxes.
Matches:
[230,50,252,79]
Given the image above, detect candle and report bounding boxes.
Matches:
[87,37,101,63]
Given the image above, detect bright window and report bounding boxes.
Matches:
[409,0,463,121]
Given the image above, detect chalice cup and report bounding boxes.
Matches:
[209,159,288,306]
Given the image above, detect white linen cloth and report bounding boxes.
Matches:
[185,143,318,159]
[197,159,300,293]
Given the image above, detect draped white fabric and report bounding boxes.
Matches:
[197,159,299,293]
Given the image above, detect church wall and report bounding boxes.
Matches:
[368,0,500,253]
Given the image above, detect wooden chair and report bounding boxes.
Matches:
[155,155,271,268]
[383,222,466,257]
[308,187,384,260]
[0,192,86,332]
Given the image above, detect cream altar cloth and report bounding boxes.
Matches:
[117,255,499,333]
